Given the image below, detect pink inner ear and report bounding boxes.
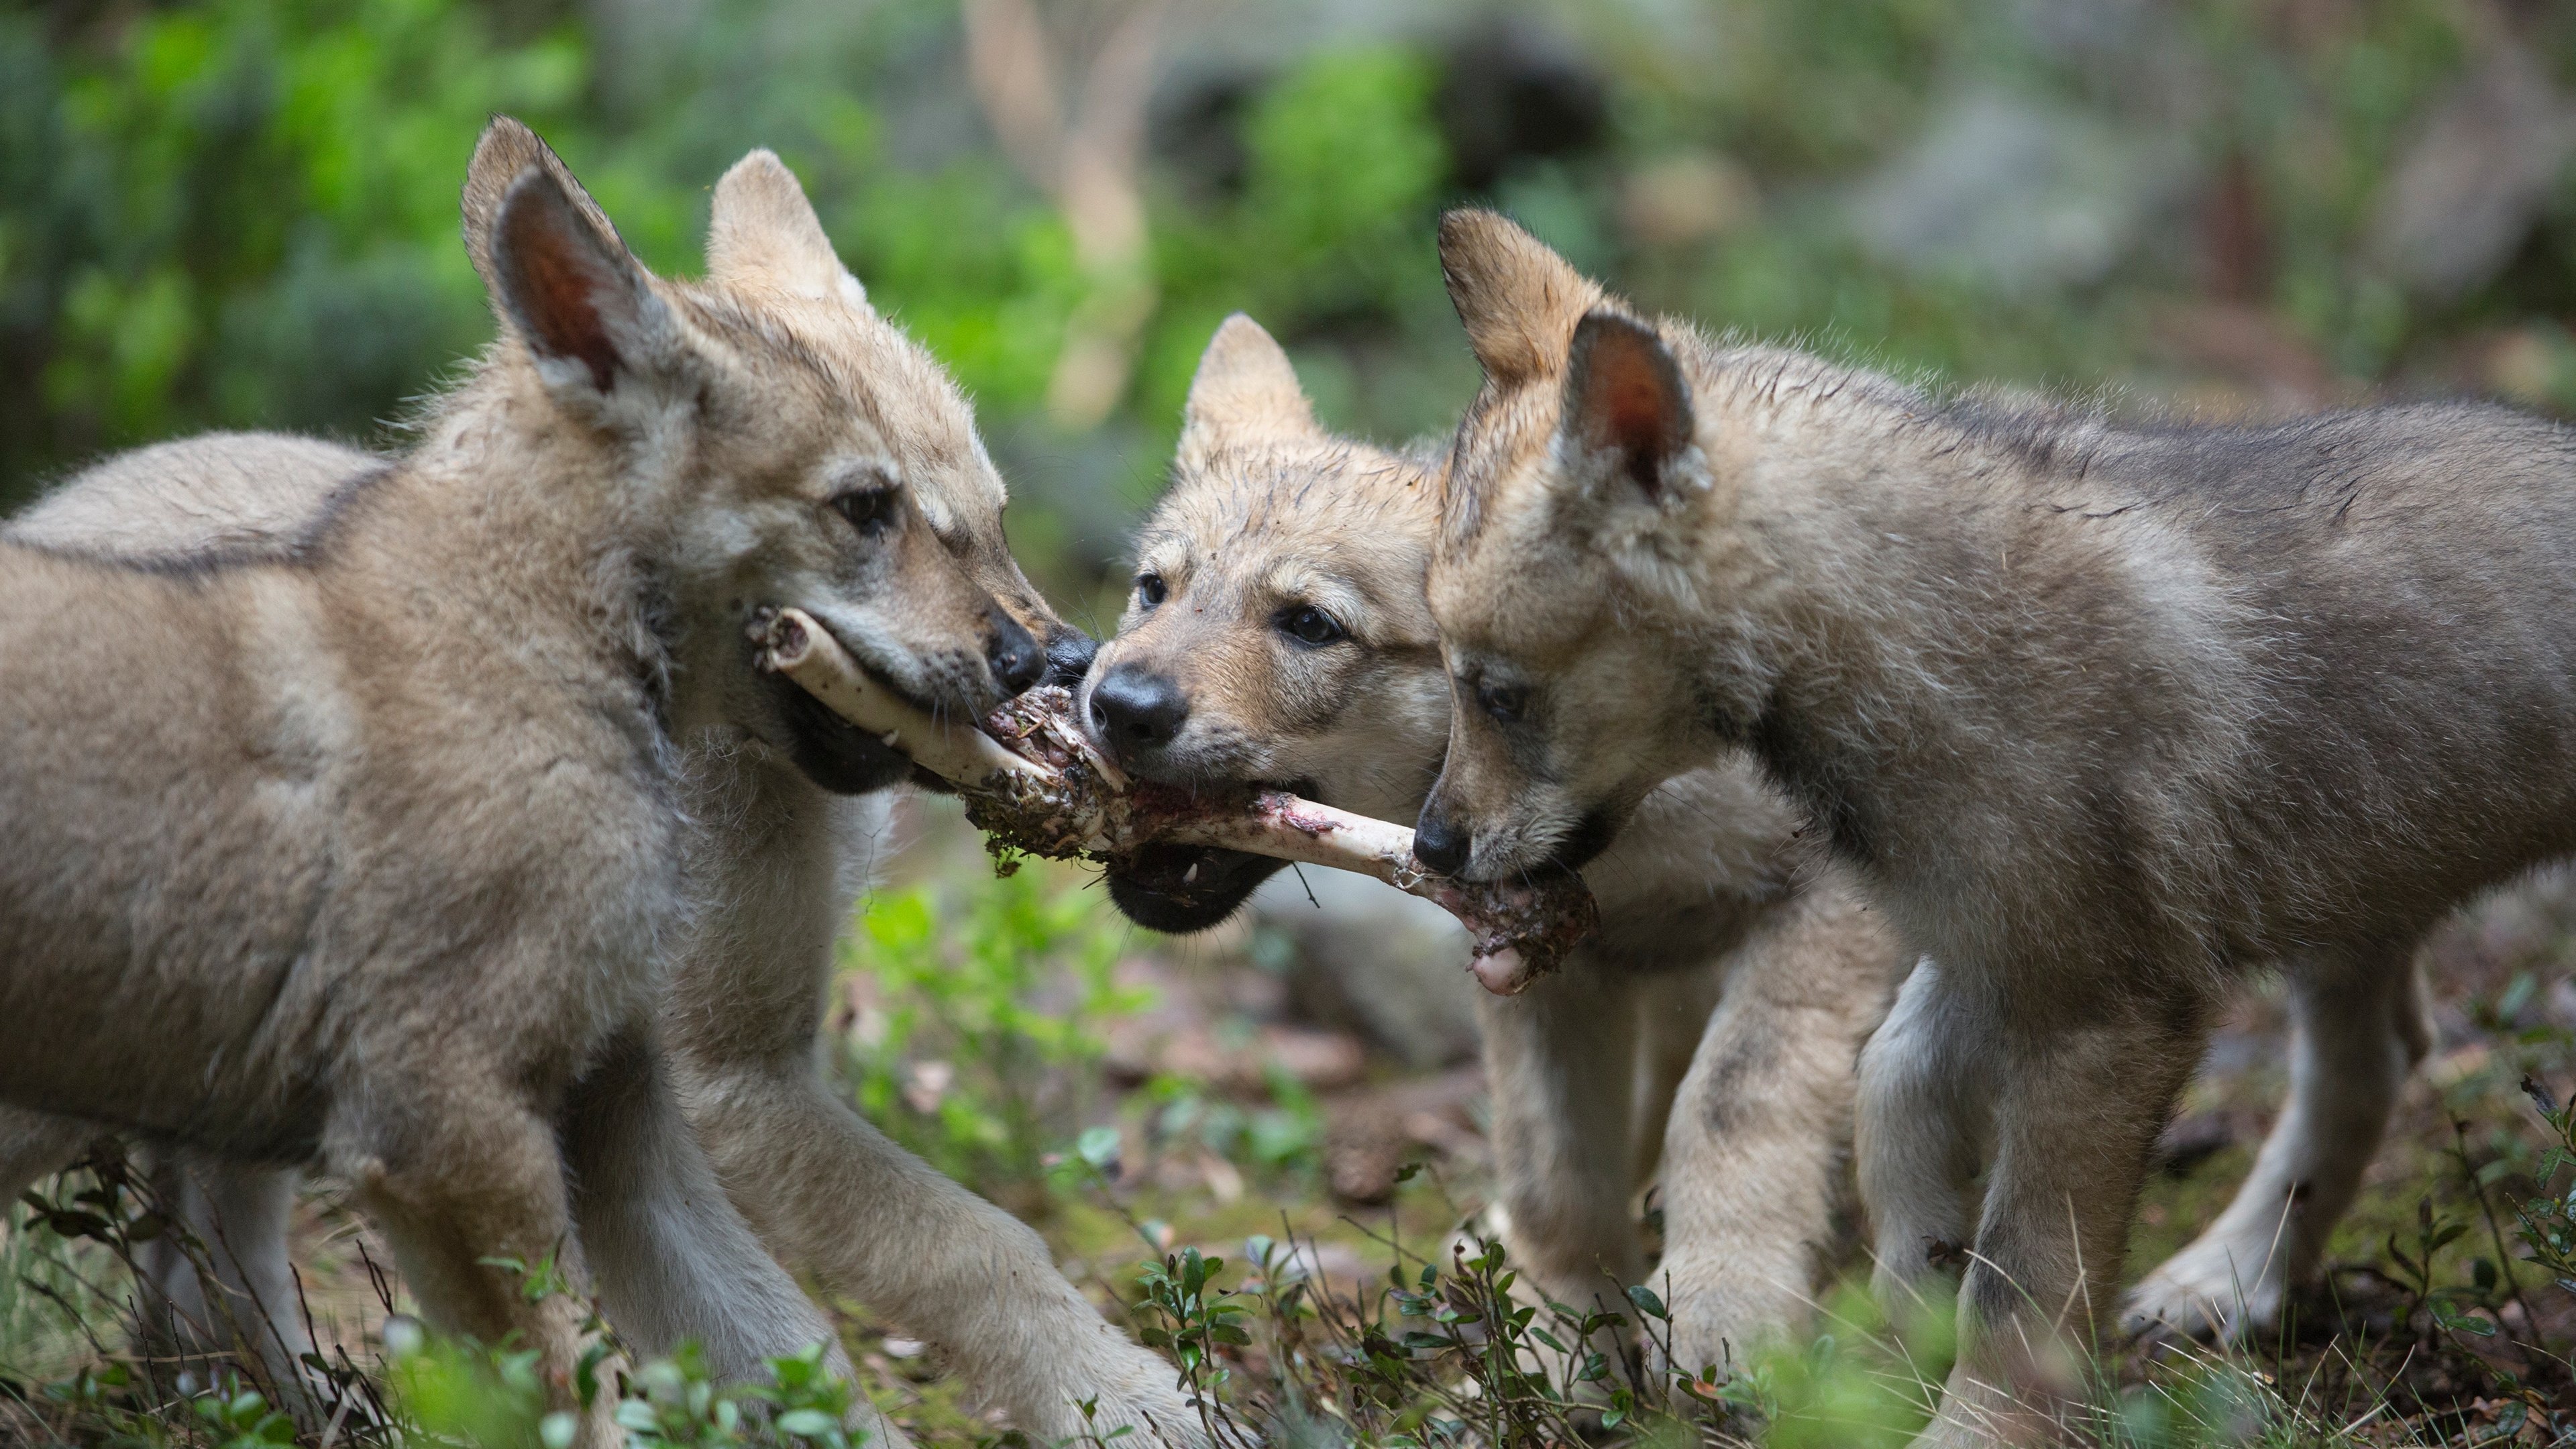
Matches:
[1576,320,1688,488]
[1603,360,1671,456]
[501,195,620,393]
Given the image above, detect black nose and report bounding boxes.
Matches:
[987,610,1044,695]
[1042,626,1099,688]
[1088,663,1188,758]
[1412,809,1470,875]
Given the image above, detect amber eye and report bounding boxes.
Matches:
[833,488,898,541]
[1136,573,1169,607]
[1277,604,1345,647]
[1475,678,1529,724]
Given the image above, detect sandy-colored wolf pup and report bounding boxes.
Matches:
[0,121,1195,1446]
[5,429,1194,1444]
[1412,211,2571,1444]
[1084,313,1905,1375]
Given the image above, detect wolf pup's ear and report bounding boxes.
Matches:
[461,117,621,295]
[1438,209,1603,386]
[1561,311,1694,504]
[708,150,866,306]
[1181,314,1318,455]
[488,165,680,407]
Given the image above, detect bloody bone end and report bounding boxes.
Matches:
[755,606,1598,987]
[1446,877,1599,995]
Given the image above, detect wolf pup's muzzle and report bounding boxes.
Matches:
[766,614,1071,798]
[765,665,918,795]
[1042,625,1099,689]
[1106,841,1288,934]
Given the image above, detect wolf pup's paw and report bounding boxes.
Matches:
[1024,1345,1213,1449]
[1652,1252,1813,1397]
[2120,1232,2292,1342]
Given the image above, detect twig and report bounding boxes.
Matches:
[752,607,1598,990]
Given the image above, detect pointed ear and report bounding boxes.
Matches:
[708,149,865,305]
[462,116,622,294]
[1181,314,1317,451]
[488,165,678,402]
[1561,311,1694,503]
[1438,209,1603,386]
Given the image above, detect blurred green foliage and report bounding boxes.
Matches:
[9,0,2572,596]
[837,864,1148,1193]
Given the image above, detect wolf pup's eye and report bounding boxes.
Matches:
[1277,604,1345,647]
[1136,574,1169,607]
[1475,678,1529,724]
[833,488,898,541]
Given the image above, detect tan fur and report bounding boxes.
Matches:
[1087,314,1905,1376]
[0,123,1198,1446]
[1420,211,2563,1442]
[3,435,379,1421]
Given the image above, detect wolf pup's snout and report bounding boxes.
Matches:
[985,606,1044,694]
[1411,806,1470,875]
[1042,625,1099,688]
[1089,662,1189,763]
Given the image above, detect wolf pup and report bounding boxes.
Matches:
[0,122,1193,1446]
[1412,211,2565,1443]
[7,425,1196,1444]
[1086,314,1905,1375]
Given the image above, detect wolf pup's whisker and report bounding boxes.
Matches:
[754,604,1597,983]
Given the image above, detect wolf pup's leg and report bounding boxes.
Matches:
[1923,997,2206,1447]
[563,1036,910,1448]
[1656,884,1898,1383]
[1,1120,327,1424]
[1857,960,1995,1313]
[337,1097,620,1447]
[1469,955,1649,1391]
[1627,967,1724,1193]
[137,1156,327,1424]
[2122,946,2424,1340]
[679,1059,1205,1447]
[1477,955,1648,1315]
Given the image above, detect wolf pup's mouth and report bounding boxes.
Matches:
[764,665,918,796]
[753,606,992,797]
[1104,843,1288,934]
[1097,775,1316,933]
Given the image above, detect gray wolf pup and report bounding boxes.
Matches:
[1414,211,2561,1442]
[1087,313,1904,1376]
[5,425,1196,1444]
[0,121,1194,1445]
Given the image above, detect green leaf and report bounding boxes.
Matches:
[2445,1310,2498,1336]
[777,1408,840,1438]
